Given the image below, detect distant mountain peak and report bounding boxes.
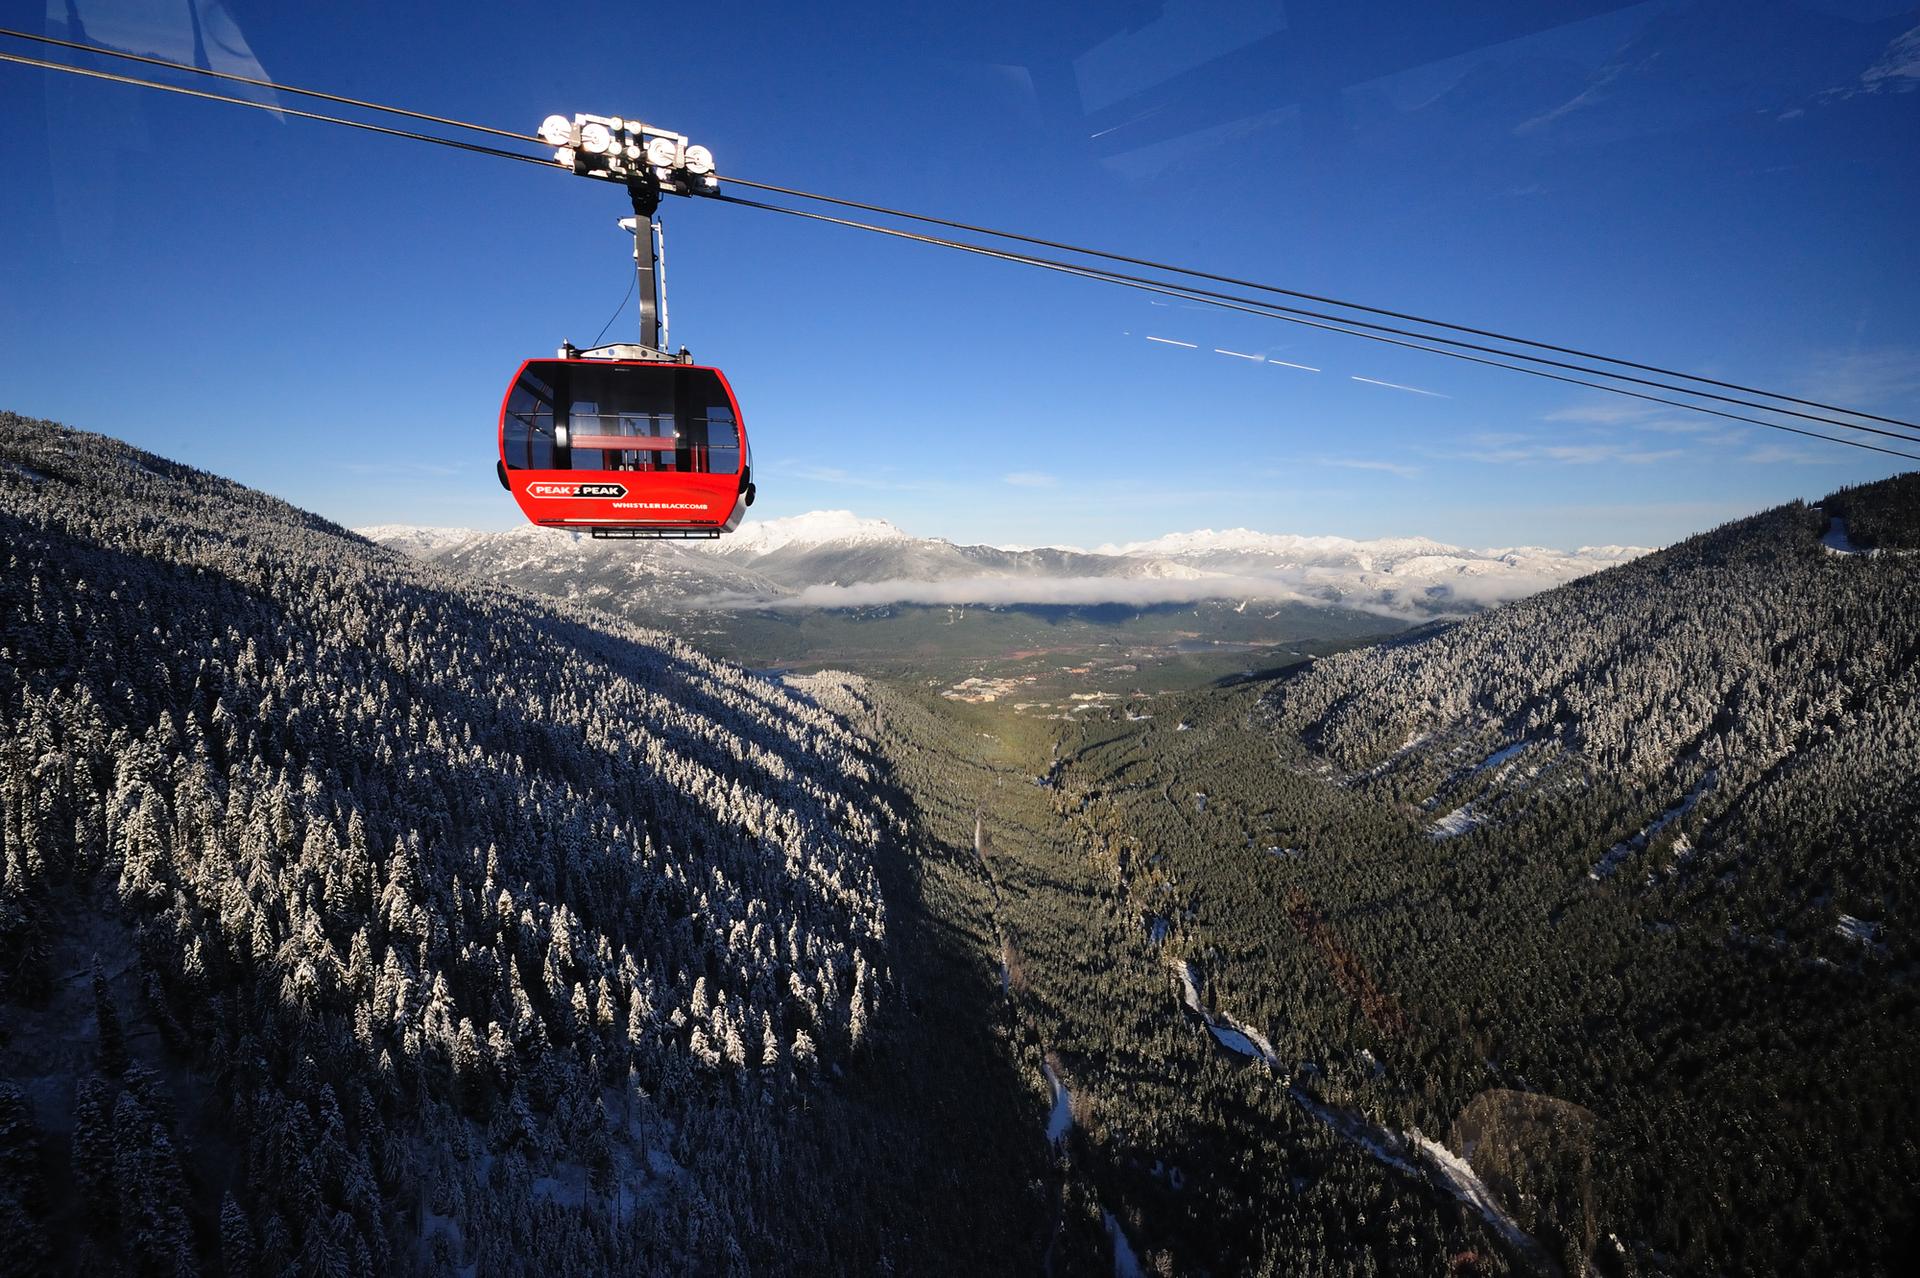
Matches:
[710,509,914,556]
[358,512,1647,616]
[352,523,484,553]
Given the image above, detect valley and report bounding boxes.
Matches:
[4,413,1917,1276]
[359,512,1642,696]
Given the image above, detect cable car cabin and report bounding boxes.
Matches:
[498,357,753,537]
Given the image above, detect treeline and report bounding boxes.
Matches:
[1822,472,1920,549]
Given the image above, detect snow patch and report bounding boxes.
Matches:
[1822,517,1867,556]
[1160,952,1552,1267]
[1819,516,1917,560]
[1406,1129,1535,1253]
[1043,1062,1074,1144]
[1428,802,1491,840]
[1104,1211,1146,1278]
[1835,914,1883,949]
[1290,1089,1421,1176]
[1207,1019,1277,1063]
[1286,1094,1548,1266]
[1471,740,1529,774]
[1170,959,1280,1066]
[1591,773,1715,881]
[1170,959,1203,1015]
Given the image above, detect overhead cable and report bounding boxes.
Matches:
[4,31,1912,458]
[723,181,1917,446]
[723,175,1920,436]
[0,25,543,144]
[711,192,1920,463]
[0,50,552,166]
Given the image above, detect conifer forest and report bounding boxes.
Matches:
[3,414,1917,1275]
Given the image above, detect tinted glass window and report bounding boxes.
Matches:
[501,361,739,474]
[502,366,556,469]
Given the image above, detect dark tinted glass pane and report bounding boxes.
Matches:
[505,362,738,474]
[680,371,739,475]
[503,366,556,469]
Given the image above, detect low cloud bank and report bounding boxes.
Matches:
[688,565,1602,618]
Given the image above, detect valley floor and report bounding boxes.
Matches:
[847,680,1523,1276]
[846,638,1920,1275]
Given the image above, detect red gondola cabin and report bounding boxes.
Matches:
[498,357,753,536]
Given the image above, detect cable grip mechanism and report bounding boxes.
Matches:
[538,113,716,198]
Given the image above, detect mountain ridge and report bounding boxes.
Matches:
[360,511,1652,618]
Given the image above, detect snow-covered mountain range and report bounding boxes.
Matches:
[360,511,1651,618]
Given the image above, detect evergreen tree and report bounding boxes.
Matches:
[92,958,129,1076]
[219,1190,253,1278]
[0,1082,51,1276]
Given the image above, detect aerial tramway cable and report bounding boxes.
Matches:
[709,192,1920,464]
[730,184,1920,445]
[5,28,1916,459]
[0,49,551,166]
[721,175,1920,437]
[0,26,544,144]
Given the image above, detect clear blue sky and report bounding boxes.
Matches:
[2,0,1916,550]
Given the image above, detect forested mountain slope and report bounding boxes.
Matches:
[1203,473,1920,1271]
[999,474,1917,1275]
[0,413,1042,1274]
[1263,477,1920,920]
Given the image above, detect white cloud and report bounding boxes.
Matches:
[1315,457,1422,479]
[779,463,919,491]
[1461,438,1684,465]
[699,574,1309,611]
[1003,471,1059,488]
[1544,402,1657,425]
[688,561,1624,619]
[1627,419,1739,438]
[1837,24,1920,98]
[1795,348,1920,408]
[1743,443,1845,465]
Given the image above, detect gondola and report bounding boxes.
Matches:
[497,351,753,538]
[497,116,755,537]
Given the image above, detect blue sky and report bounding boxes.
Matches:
[2,0,1916,550]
